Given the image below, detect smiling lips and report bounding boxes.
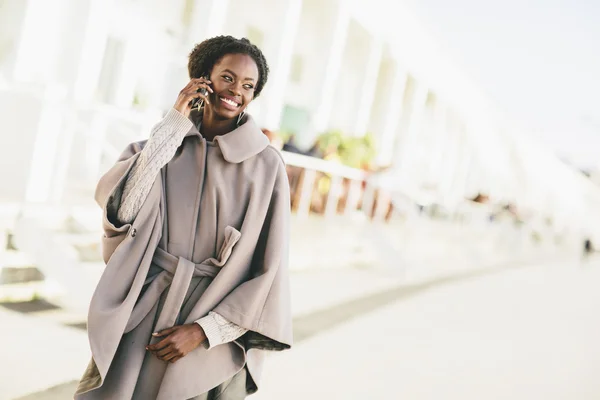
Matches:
[219,96,241,110]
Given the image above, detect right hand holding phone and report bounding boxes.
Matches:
[173,78,213,118]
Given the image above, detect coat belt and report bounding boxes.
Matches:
[125,247,221,333]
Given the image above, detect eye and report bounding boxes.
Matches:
[222,75,233,82]
[243,84,254,90]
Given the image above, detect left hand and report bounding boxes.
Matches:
[146,324,207,363]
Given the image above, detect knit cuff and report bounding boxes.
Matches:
[196,316,223,349]
[158,108,193,137]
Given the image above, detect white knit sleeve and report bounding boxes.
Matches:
[196,312,249,349]
[116,108,193,224]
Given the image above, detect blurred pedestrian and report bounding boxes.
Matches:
[281,133,304,154]
[584,238,594,254]
[75,36,292,400]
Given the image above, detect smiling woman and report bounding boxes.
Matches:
[74,36,292,400]
[185,36,270,140]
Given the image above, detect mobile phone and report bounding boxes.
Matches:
[191,76,210,111]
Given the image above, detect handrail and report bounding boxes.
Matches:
[281,151,368,180]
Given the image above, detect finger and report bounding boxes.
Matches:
[188,91,210,105]
[147,336,171,351]
[189,80,213,93]
[160,351,178,362]
[181,80,197,92]
[155,345,174,357]
[153,326,178,337]
[187,83,213,95]
[169,356,183,363]
[183,83,212,96]
[180,78,210,94]
[190,79,213,93]
[200,84,214,93]
[192,77,212,85]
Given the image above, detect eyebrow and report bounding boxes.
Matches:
[222,68,255,82]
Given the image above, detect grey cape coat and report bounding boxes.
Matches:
[75,113,292,399]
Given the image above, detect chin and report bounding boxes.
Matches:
[214,105,243,120]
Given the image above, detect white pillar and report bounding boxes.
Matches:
[186,0,230,43]
[439,115,465,203]
[205,0,230,38]
[428,104,449,184]
[24,85,68,203]
[73,0,113,103]
[261,0,303,130]
[354,36,383,135]
[376,65,408,165]
[312,3,350,133]
[395,84,429,180]
[114,37,144,108]
[12,0,67,83]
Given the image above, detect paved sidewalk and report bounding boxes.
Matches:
[2,266,409,400]
[1,212,573,400]
[0,308,90,400]
[252,258,600,400]
[5,253,571,400]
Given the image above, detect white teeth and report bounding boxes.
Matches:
[220,97,239,107]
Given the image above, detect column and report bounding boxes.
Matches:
[24,85,68,203]
[205,0,230,38]
[311,3,350,134]
[73,0,113,103]
[261,0,303,130]
[395,84,429,182]
[375,64,408,165]
[12,0,67,83]
[427,104,449,189]
[354,36,383,135]
[186,0,230,43]
[441,120,467,204]
[113,38,144,108]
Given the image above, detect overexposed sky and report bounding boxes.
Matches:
[403,0,600,169]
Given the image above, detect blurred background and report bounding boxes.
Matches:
[1,0,600,399]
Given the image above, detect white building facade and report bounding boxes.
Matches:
[1,0,599,241]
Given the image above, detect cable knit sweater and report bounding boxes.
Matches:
[116,108,248,349]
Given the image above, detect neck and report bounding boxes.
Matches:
[200,107,238,142]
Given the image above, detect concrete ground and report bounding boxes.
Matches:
[1,265,408,400]
[4,255,600,400]
[253,257,600,400]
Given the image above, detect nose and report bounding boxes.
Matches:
[228,81,243,97]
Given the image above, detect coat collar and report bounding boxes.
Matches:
[186,109,269,164]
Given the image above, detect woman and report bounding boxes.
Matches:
[75,36,292,400]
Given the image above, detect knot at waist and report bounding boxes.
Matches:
[125,247,220,333]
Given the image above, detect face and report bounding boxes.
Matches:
[206,53,259,120]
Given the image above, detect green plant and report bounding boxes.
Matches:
[316,130,344,152]
[314,131,378,169]
[340,134,377,169]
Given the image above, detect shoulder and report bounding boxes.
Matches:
[248,146,290,192]
[253,145,286,170]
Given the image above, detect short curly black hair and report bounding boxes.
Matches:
[188,36,269,98]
